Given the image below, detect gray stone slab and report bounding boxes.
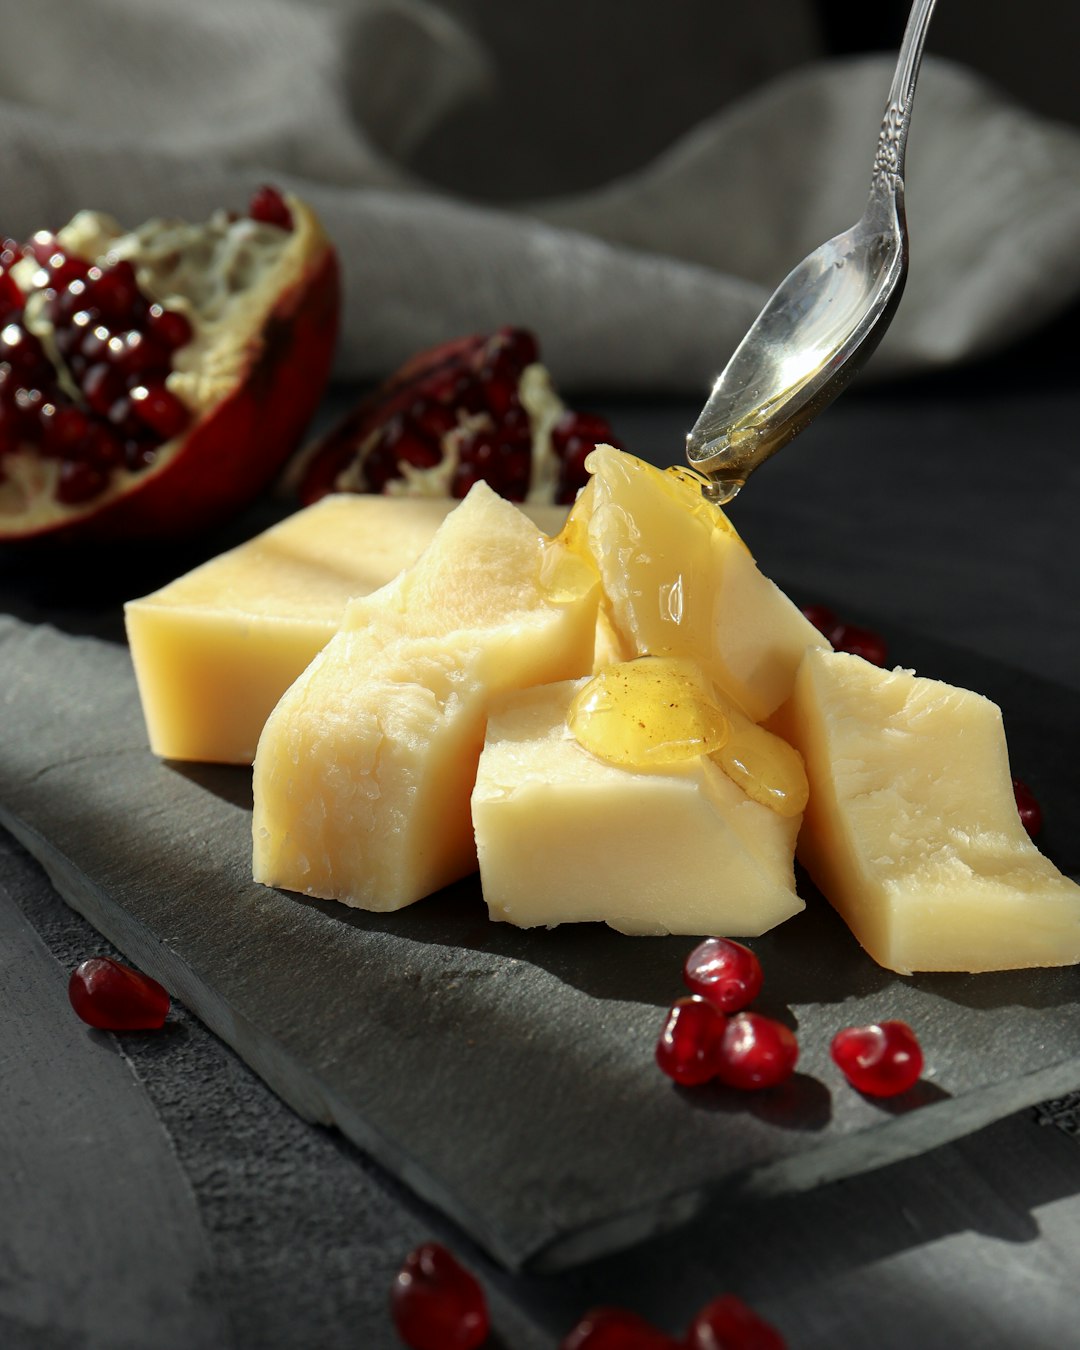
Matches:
[1,613,1078,1273]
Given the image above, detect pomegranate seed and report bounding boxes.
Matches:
[800,603,839,638]
[381,415,442,472]
[109,329,171,379]
[249,185,294,231]
[451,464,484,498]
[147,304,194,351]
[831,1020,923,1098]
[0,267,22,320]
[38,401,90,457]
[27,230,59,265]
[683,938,763,1014]
[685,1295,787,1350]
[410,397,457,441]
[390,1243,489,1350]
[656,996,726,1086]
[830,622,888,666]
[477,362,520,419]
[68,956,170,1029]
[1012,777,1043,836]
[0,323,51,382]
[128,381,189,439]
[82,362,126,416]
[46,252,90,289]
[714,1012,798,1091]
[560,1306,679,1350]
[87,260,142,323]
[55,459,109,504]
[493,326,539,370]
[551,410,614,458]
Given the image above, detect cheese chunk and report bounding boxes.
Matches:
[125,493,566,763]
[472,679,804,936]
[776,647,1080,973]
[576,446,824,720]
[252,484,599,912]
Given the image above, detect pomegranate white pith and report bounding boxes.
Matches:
[0,189,339,540]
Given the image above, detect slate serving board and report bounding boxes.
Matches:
[2,612,1078,1274]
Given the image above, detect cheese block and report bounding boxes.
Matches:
[472,678,804,936]
[252,483,599,912]
[125,493,567,763]
[575,446,824,720]
[775,647,1080,973]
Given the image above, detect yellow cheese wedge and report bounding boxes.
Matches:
[775,647,1080,973]
[472,678,804,935]
[252,483,599,912]
[125,493,566,763]
[574,446,824,720]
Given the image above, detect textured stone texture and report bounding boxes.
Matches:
[2,611,1078,1273]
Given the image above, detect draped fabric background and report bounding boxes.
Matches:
[2,0,1079,392]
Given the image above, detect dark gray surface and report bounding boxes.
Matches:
[3,325,1080,1344]
[1,524,1079,1276]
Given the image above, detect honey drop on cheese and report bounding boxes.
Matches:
[567,658,730,768]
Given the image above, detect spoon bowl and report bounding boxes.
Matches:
[686,0,937,502]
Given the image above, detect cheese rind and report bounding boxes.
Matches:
[776,647,1080,973]
[252,484,599,911]
[472,679,804,936]
[125,493,566,763]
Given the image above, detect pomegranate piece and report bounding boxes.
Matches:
[0,187,339,542]
[292,326,619,507]
[560,1307,680,1350]
[1012,777,1043,836]
[683,937,764,1014]
[685,1295,787,1350]
[390,1243,489,1350]
[800,603,888,666]
[831,1020,924,1097]
[655,995,726,1086]
[714,1012,799,1091]
[68,956,170,1031]
[830,621,888,666]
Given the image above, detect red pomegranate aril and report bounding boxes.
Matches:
[714,1012,798,1091]
[390,1243,489,1350]
[831,1020,923,1098]
[249,184,294,231]
[38,401,90,457]
[83,362,126,416]
[685,1295,787,1350]
[0,268,22,319]
[147,303,194,352]
[800,603,839,638]
[1012,777,1043,837]
[46,252,90,289]
[561,1306,679,1350]
[683,937,764,1014]
[56,459,109,504]
[493,325,539,370]
[656,995,726,1086]
[551,410,614,458]
[87,260,143,323]
[68,956,170,1030]
[128,381,190,439]
[109,329,170,379]
[0,323,50,381]
[830,622,888,666]
[27,230,58,265]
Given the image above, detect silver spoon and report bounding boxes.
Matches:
[685,0,938,503]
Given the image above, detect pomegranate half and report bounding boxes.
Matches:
[0,186,339,541]
[291,326,619,507]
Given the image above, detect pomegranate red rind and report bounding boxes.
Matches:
[291,326,619,507]
[0,191,339,542]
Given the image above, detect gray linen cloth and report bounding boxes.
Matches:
[2,0,1079,393]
